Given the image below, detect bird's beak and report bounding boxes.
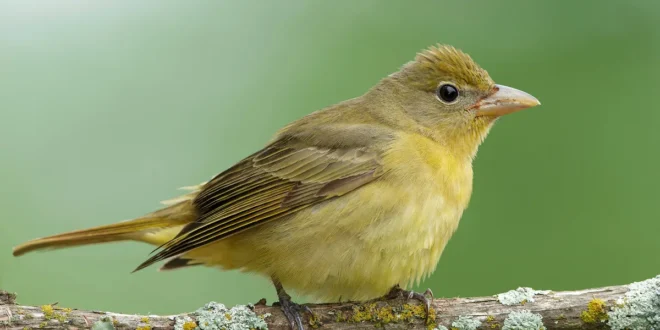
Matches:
[473,84,541,117]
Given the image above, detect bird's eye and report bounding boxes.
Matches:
[436,84,459,103]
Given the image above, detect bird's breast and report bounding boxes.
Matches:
[360,132,475,284]
[382,132,474,217]
[193,132,476,301]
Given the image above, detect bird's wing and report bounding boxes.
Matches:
[134,136,383,271]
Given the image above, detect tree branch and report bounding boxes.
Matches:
[1,275,658,330]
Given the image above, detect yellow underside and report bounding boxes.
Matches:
[150,133,474,302]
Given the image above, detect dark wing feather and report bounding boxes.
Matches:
[134,138,382,271]
[159,257,202,271]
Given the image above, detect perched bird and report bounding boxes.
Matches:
[13,44,539,329]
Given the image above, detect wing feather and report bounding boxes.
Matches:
[134,138,383,271]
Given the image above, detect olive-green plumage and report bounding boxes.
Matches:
[13,45,540,306]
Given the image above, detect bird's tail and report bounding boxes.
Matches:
[12,189,201,257]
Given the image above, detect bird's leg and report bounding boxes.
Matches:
[385,285,435,323]
[272,278,311,330]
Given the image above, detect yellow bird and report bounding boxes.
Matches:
[13,44,540,329]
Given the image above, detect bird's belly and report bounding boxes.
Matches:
[189,179,466,302]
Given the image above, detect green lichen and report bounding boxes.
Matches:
[608,275,660,330]
[435,326,448,330]
[330,310,346,323]
[580,298,608,323]
[308,312,322,329]
[91,316,115,330]
[450,315,481,330]
[375,305,394,324]
[405,303,429,319]
[485,315,500,329]
[1,315,21,326]
[502,310,545,330]
[192,302,269,330]
[497,288,550,306]
[40,305,54,319]
[54,312,67,323]
[347,301,436,328]
[175,315,198,330]
[40,304,70,323]
[184,321,198,330]
[350,304,375,322]
[136,315,152,330]
[183,321,198,330]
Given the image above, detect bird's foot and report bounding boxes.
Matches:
[385,285,435,323]
[275,290,311,330]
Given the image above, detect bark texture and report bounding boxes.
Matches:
[1,277,656,330]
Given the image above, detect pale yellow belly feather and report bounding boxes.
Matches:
[186,133,474,302]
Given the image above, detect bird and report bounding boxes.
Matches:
[12,44,540,330]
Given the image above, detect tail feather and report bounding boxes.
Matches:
[12,200,196,257]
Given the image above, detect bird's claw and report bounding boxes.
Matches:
[277,292,309,330]
[386,285,435,323]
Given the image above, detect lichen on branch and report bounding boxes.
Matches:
[1,275,659,330]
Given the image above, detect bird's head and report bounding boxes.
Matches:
[381,44,540,157]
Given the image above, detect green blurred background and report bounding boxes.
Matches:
[1,0,659,315]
